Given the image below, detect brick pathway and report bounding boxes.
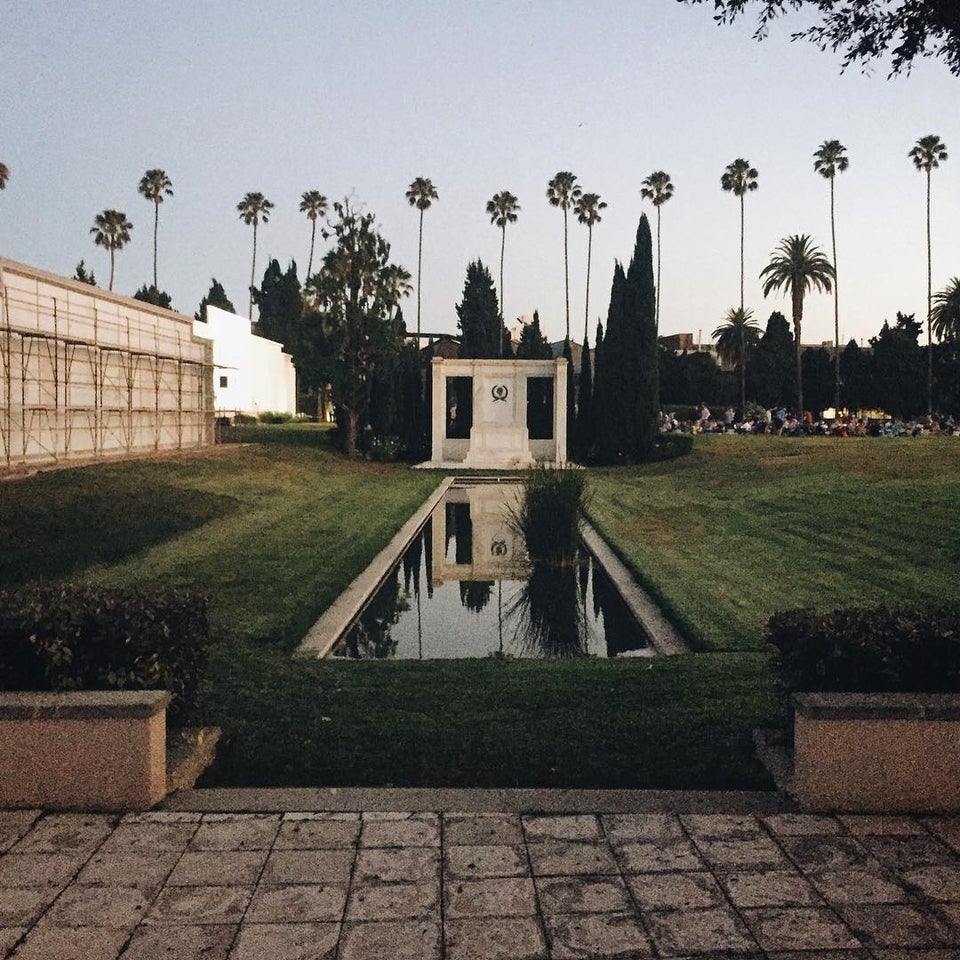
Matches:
[1,808,959,958]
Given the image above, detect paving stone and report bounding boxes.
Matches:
[0,887,57,926]
[76,851,181,891]
[626,871,724,912]
[228,921,339,959]
[166,850,268,887]
[43,885,149,927]
[778,836,878,873]
[444,915,546,960]
[601,815,683,845]
[443,813,523,846]
[644,905,757,956]
[861,835,959,871]
[119,923,236,959]
[870,951,960,960]
[615,839,704,874]
[0,854,85,888]
[694,835,793,872]
[98,822,197,854]
[764,951,871,959]
[721,869,821,907]
[11,924,130,960]
[835,902,957,948]
[536,875,631,914]
[353,847,439,884]
[0,927,25,957]
[922,817,960,854]
[839,816,926,836]
[807,868,910,904]
[741,906,861,951]
[245,884,347,923]
[546,910,654,958]
[0,814,40,855]
[261,850,354,885]
[444,844,527,880]
[522,815,601,842]
[761,814,843,837]
[120,812,202,824]
[189,815,280,851]
[143,885,252,925]
[360,813,439,847]
[345,880,438,920]
[446,876,536,917]
[527,840,620,877]
[681,814,761,838]
[338,919,441,960]
[274,816,360,850]
[12,815,115,856]
[899,864,960,901]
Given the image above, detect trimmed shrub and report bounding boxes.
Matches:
[651,434,694,461]
[765,603,960,695]
[0,585,209,720]
[257,411,294,424]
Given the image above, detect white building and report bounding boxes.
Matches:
[193,306,296,417]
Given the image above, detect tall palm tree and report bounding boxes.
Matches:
[405,177,439,342]
[237,192,274,320]
[547,172,582,341]
[640,170,674,330]
[720,159,759,311]
[813,140,849,414]
[137,169,173,290]
[909,134,949,414]
[299,190,328,280]
[90,209,133,292]
[712,307,760,414]
[486,190,520,358]
[573,192,607,345]
[0,163,9,190]
[931,277,960,342]
[760,234,835,415]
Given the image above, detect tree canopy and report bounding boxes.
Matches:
[455,260,510,359]
[195,278,236,322]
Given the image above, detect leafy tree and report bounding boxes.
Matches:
[759,234,834,413]
[516,310,552,359]
[486,191,520,357]
[640,170,674,329]
[910,134,949,413]
[299,190,328,279]
[680,0,960,77]
[237,192,274,321]
[713,307,760,413]
[195,278,236,322]
[747,310,794,408]
[133,284,172,309]
[137,169,173,290]
[573,192,607,343]
[0,163,9,190]
[868,312,924,416]
[813,140,849,414]
[721,159,759,312]
[90,209,132,292]
[800,346,834,416]
[932,276,960,342]
[252,259,301,348]
[839,338,867,413]
[456,260,508,359]
[73,260,96,286]
[405,177,438,342]
[547,172,582,341]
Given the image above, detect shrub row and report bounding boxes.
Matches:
[765,602,960,694]
[0,585,209,720]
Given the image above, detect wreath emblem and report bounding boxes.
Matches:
[491,537,508,557]
[491,384,509,402]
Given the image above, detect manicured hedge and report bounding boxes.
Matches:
[0,585,209,719]
[765,602,960,694]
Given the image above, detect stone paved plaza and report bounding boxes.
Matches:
[1,808,960,958]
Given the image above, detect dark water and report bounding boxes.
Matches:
[331,486,652,660]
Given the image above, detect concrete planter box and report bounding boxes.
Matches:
[792,692,960,813]
[0,690,170,811]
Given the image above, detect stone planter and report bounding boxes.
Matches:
[0,690,170,811]
[792,692,960,813]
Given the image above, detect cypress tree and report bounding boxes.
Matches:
[456,260,506,359]
[575,324,593,459]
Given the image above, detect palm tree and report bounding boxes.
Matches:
[573,192,607,346]
[137,169,173,289]
[909,134,949,413]
[720,159,759,311]
[90,209,133,292]
[405,177,439,343]
[299,190,328,280]
[813,140,849,414]
[486,191,520,358]
[237,192,274,320]
[932,277,960,342]
[760,234,835,415]
[547,172,582,341]
[712,307,760,414]
[640,171,674,330]
[0,163,9,190]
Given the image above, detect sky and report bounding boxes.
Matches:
[2,0,958,350]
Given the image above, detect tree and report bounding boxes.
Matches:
[574,322,594,458]
[573,192,607,343]
[868,312,924,416]
[813,139,849,414]
[405,177,438,343]
[640,171,674,330]
[137,169,173,290]
[759,234,835,414]
[456,260,508,360]
[747,311,795,408]
[801,346,834,416]
[0,163,9,190]
[486,191,520,357]
[910,134,948,414]
[90,209,132,292]
[299,190,328,280]
[252,259,301,349]
[547,172,582,342]
[73,260,96,286]
[713,307,761,413]
[680,0,960,77]
[721,159,759,312]
[133,284,172,309]
[839,338,867,413]
[237,192,274,321]
[932,276,960,342]
[195,278,236,322]
[516,310,552,359]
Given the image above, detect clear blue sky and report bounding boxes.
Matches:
[2,0,957,348]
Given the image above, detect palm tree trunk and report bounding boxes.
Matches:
[656,205,662,332]
[584,225,593,344]
[794,289,804,415]
[249,222,257,321]
[499,225,506,359]
[739,194,745,312]
[109,250,115,292]
[153,203,159,290]
[831,177,840,415]
[416,209,424,343]
[563,208,570,342]
[307,220,316,279]
[926,168,933,414]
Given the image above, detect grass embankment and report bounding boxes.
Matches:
[589,435,960,651]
